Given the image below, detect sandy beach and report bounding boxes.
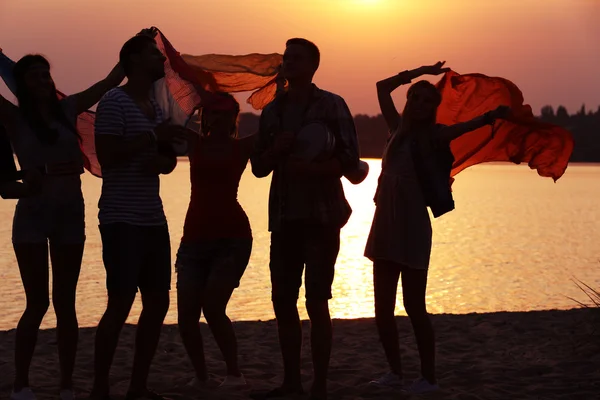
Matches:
[1,308,598,400]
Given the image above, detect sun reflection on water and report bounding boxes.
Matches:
[1,160,600,329]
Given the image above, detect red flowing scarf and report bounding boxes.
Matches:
[74,30,282,177]
[61,38,573,181]
[435,71,573,181]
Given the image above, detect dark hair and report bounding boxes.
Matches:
[200,92,240,138]
[286,38,320,71]
[13,55,79,145]
[119,35,156,76]
[406,80,442,107]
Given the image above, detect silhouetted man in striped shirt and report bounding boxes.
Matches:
[91,32,186,400]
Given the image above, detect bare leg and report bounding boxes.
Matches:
[49,242,84,390]
[91,293,136,398]
[302,225,339,399]
[13,243,50,392]
[259,228,305,399]
[401,267,435,383]
[373,260,403,377]
[177,285,207,381]
[203,283,240,377]
[305,299,332,400]
[129,290,170,393]
[273,299,303,392]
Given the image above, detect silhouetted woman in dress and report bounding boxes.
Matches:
[365,61,509,394]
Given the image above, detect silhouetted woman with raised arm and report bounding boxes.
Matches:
[0,46,126,400]
[365,62,509,394]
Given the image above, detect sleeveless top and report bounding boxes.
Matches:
[7,97,83,205]
[181,138,252,241]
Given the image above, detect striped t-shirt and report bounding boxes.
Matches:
[95,88,166,226]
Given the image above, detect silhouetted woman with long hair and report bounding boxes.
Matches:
[365,62,509,394]
[0,49,125,400]
[177,92,256,389]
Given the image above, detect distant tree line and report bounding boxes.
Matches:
[539,105,600,162]
[237,105,600,161]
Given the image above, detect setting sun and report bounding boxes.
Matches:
[334,0,390,12]
[347,0,388,10]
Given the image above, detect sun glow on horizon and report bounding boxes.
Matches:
[331,0,412,21]
[346,0,393,11]
[0,0,597,116]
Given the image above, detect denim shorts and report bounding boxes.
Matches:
[13,196,85,244]
[175,238,252,290]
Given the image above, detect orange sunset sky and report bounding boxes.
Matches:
[0,0,598,116]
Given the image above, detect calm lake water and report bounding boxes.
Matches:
[1,160,599,330]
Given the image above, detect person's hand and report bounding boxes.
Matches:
[344,160,369,185]
[22,168,43,194]
[154,119,189,142]
[183,127,200,142]
[489,105,511,120]
[142,154,174,176]
[272,131,295,156]
[137,27,159,39]
[420,61,450,76]
[143,142,177,175]
[275,64,286,83]
[275,65,286,95]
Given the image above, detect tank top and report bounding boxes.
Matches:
[181,138,252,241]
[7,97,83,206]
